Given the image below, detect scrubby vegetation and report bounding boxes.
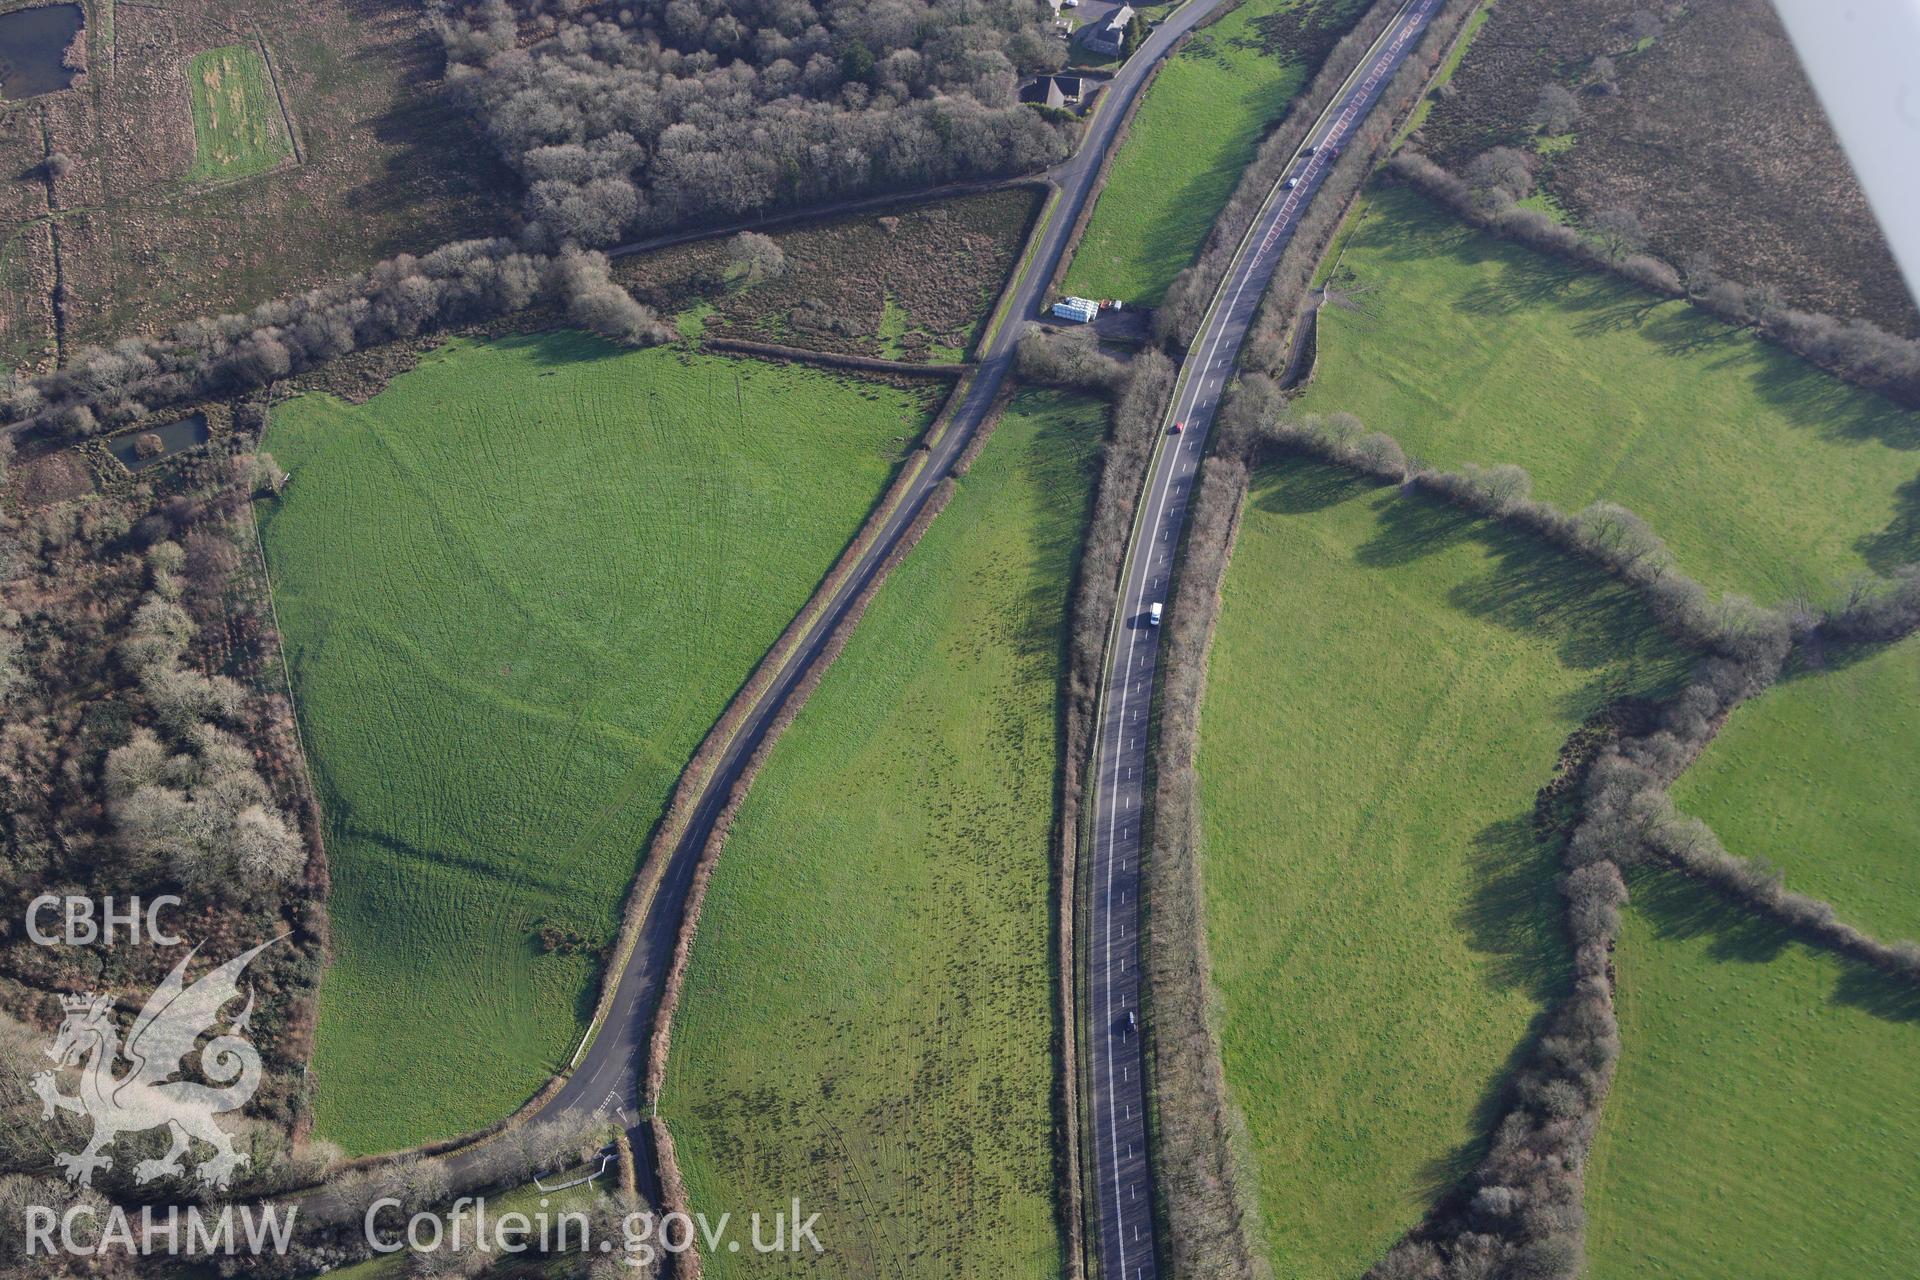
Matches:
[0,413,325,1205]
[664,389,1103,1278]
[618,186,1039,358]
[1413,0,1920,337]
[1296,185,1920,601]
[260,335,933,1153]
[435,0,1072,249]
[1060,0,1367,305]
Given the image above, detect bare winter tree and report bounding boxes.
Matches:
[1591,206,1647,263]
[728,231,788,284]
[1531,83,1580,135]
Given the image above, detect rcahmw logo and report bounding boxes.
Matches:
[17,898,298,1256]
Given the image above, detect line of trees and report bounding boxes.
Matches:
[1215,385,1920,1278]
[0,243,666,446]
[1234,384,1792,665]
[433,0,1073,250]
[1385,149,1920,407]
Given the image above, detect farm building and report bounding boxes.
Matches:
[1084,5,1135,55]
[1052,297,1101,323]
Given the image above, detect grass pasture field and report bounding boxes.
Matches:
[1061,0,1364,306]
[1196,461,1689,1278]
[1300,187,1920,602]
[616,187,1039,362]
[1670,635,1920,944]
[662,389,1107,1278]
[1584,867,1920,1279]
[184,43,293,182]
[261,333,936,1154]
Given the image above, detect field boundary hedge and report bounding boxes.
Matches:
[644,475,960,1279]
[1381,151,1920,408]
[1140,433,1266,1280]
[1218,391,1920,1276]
[700,336,972,377]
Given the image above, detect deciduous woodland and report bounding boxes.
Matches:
[434,0,1074,246]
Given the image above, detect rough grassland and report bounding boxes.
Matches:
[1301,187,1920,601]
[1062,0,1362,306]
[664,390,1105,1278]
[184,44,293,182]
[261,334,932,1154]
[1670,635,1920,942]
[1197,462,1688,1278]
[1585,868,1920,1278]
[617,187,1037,362]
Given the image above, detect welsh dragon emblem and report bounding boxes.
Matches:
[27,937,281,1190]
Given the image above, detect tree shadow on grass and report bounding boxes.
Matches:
[1632,866,1920,1025]
[1352,486,1478,568]
[1251,458,1373,515]
[1856,472,1920,574]
[1409,815,1577,1202]
[1457,815,1572,1006]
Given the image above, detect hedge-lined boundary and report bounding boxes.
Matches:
[1155,0,1483,351]
[1214,389,1920,1277]
[1382,151,1920,408]
[1036,351,1177,1273]
[699,336,972,377]
[1138,427,1268,1280]
[644,477,960,1280]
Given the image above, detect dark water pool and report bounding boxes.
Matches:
[108,413,212,472]
[0,4,85,102]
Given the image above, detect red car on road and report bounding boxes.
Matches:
[1169,421,1184,434]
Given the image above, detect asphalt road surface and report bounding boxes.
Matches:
[482,0,1243,1220]
[1081,2,1440,1277]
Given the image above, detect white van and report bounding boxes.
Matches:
[1149,602,1163,627]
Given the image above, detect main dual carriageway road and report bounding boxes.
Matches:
[423,0,1445,1273]
[1083,1,1441,1278]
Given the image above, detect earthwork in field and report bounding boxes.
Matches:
[261,333,939,1154]
[663,389,1107,1278]
[1301,187,1920,602]
[1196,461,1689,1279]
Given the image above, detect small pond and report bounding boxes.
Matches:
[108,413,212,472]
[0,4,85,102]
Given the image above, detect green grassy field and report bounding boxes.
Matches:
[1300,187,1920,601]
[184,44,294,182]
[662,390,1106,1278]
[1670,635,1920,942]
[1585,867,1920,1278]
[1062,0,1362,305]
[1196,461,1690,1278]
[262,334,933,1154]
